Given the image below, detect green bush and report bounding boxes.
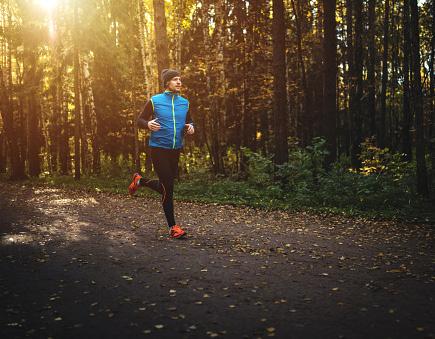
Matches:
[312,138,418,212]
[275,137,329,199]
[242,147,275,187]
[207,137,429,218]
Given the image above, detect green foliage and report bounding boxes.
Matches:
[357,138,415,186]
[242,147,274,186]
[100,155,133,178]
[283,138,425,216]
[179,147,211,176]
[174,138,433,222]
[276,137,329,191]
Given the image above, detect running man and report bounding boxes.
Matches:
[128,69,194,238]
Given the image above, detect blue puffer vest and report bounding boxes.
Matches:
[149,91,190,149]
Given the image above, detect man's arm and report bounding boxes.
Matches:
[185,102,195,135]
[137,100,153,129]
[185,109,193,125]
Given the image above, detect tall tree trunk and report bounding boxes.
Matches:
[258,0,271,154]
[153,0,170,81]
[82,57,96,175]
[52,28,69,175]
[174,0,183,69]
[80,55,99,175]
[410,0,428,196]
[242,0,261,169]
[129,2,141,173]
[81,63,89,176]
[367,0,376,138]
[248,0,259,152]
[0,132,6,173]
[27,87,42,177]
[389,0,400,150]
[345,0,354,158]
[138,0,150,98]
[59,69,69,175]
[73,0,81,180]
[137,0,147,173]
[50,78,59,173]
[0,82,26,179]
[0,2,26,179]
[322,0,337,165]
[91,103,100,175]
[202,2,223,174]
[24,38,42,177]
[138,1,152,174]
[379,0,390,148]
[336,2,347,156]
[17,93,27,173]
[237,0,253,171]
[0,3,5,174]
[312,1,324,141]
[402,0,412,161]
[240,3,249,155]
[272,0,289,165]
[351,0,363,167]
[429,0,435,178]
[291,0,311,146]
[216,0,227,153]
[89,77,100,175]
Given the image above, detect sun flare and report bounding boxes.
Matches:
[37,0,57,12]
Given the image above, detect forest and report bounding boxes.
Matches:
[0,0,434,218]
[1,1,435,338]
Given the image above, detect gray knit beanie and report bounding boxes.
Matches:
[161,69,180,88]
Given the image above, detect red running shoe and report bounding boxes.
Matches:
[128,173,142,195]
[169,225,186,238]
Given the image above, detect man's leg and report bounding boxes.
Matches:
[139,177,163,194]
[163,150,185,238]
[134,149,174,195]
[131,148,184,237]
[159,149,181,228]
[148,148,179,229]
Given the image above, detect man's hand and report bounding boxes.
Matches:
[185,123,195,135]
[148,119,161,131]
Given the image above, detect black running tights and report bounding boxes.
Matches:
[140,147,180,228]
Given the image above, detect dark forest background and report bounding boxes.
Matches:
[0,0,434,218]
